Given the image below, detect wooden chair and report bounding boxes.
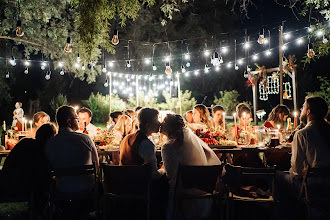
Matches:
[224,164,276,220]
[300,166,330,219]
[102,162,152,220]
[172,164,224,220]
[48,163,99,220]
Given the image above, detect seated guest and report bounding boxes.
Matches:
[212,105,227,132]
[113,114,133,144]
[275,96,330,219]
[229,103,263,168]
[185,110,194,123]
[2,123,57,192]
[107,111,122,131]
[77,107,98,138]
[29,111,50,139]
[263,104,291,170]
[131,106,143,133]
[264,104,290,129]
[187,104,213,132]
[120,107,164,179]
[160,114,221,219]
[45,105,99,193]
[126,109,135,119]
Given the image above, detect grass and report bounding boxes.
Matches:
[0,203,29,219]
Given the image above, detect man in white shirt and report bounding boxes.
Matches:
[77,107,98,138]
[275,96,329,218]
[45,105,99,193]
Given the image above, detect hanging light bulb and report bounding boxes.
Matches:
[144,58,151,65]
[246,65,251,72]
[9,56,16,66]
[252,54,258,61]
[126,60,131,68]
[111,29,119,45]
[215,66,220,72]
[102,64,107,73]
[60,69,65,75]
[41,61,46,70]
[152,63,157,71]
[74,62,80,69]
[165,62,172,75]
[194,70,199,76]
[307,44,315,59]
[204,64,209,72]
[184,72,189,77]
[81,65,86,70]
[24,67,28,74]
[219,56,224,64]
[77,53,81,63]
[308,26,314,33]
[221,47,228,54]
[235,64,239,70]
[24,60,30,67]
[226,62,232,68]
[64,37,72,53]
[284,33,291,40]
[243,42,250,49]
[297,38,304,45]
[16,20,24,37]
[281,44,288,51]
[5,72,10,79]
[211,52,220,66]
[181,64,186,73]
[316,30,324,38]
[164,56,171,62]
[258,29,265,44]
[204,50,210,57]
[186,61,191,67]
[109,61,114,68]
[323,35,328,44]
[237,59,243,65]
[45,71,51,80]
[104,79,109,87]
[263,38,269,44]
[266,50,272,56]
[58,62,63,68]
[184,53,190,60]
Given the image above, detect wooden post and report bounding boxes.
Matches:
[252,84,258,125]
[109,72,112,118]
[177,72,182,116]
[292,69,298,112]
[136,76,139,107]
[279,25,284,105]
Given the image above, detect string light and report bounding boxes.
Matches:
[9,56,16,66]
[24,60,30,66]
[144,58,151,64]
[252,54,258,61]
[74,62,80,69]
[316,30,324,37]
[266,50,272,56]
[102,64,107,73]
[221,47,228,54]
[281,44,288,51]
[215,66,220,71]
[184,53,190,60]
[41,61,46,70]
[297,38,304,45]
[264,38,269,44]
[204,50,210,57]
[243,42,250,49]
[81,65,86,70]
[284,33,291,40]
[108,61,115,68]
[165,56,171,62]
[226,62,232,68]
[194,70,199,75]
[237,59,243,65]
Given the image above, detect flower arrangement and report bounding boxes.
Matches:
[94,130,115,146]
[195,129,237,146]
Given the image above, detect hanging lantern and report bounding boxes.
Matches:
[24,67,28,74]
[126,60,131,68]
[211,52,220,66]
[152,63,157,71]
[45,71,51,80]
[60,69,65,76]
[9,56,16,66]
[307,44,315,59]
[181,64,186,73]
[111,29,119,45]
[64,37,72,53]
[323,36,328,44]
[165,62,172,75]
[5,72,10,79]
[16,20,24,37]
[104,79,109,87]
[258,29,265,45]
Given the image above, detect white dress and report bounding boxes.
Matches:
[12,108,24,129]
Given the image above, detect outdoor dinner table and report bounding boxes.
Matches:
[98,147,120,165]
[210,144,292,154]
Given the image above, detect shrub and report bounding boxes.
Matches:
[50,94,68,112]
[214,90,240,114]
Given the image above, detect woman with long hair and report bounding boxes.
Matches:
[187,104,213,132]
[264,104,290,129]
[29,111,50,138]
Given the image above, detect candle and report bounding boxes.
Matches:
[243,112,247,131]
[222,112,226,130]
[277,124,280,131]
[233,113,237,136]
[24,119,27,133]
[294,112,297,128]
[22,117,25,132]
[74,106,79,112]
[29,120,33,133]
[122,103,126,136]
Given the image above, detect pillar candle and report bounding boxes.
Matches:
[233,113,237,136]
[243,112,247,131]
[294,112,297,128]
[222,112,226,130]
[29,120,33,133]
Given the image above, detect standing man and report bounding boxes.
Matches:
[45,105,99,193]
[77,107,98,138]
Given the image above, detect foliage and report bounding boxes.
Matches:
[306,76,330,106]
[126,91,158,109]
[160,90,197,114]
[214,90,240,114]
[50,94,68,112]
[83,92,125,123]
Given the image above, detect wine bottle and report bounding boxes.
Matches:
[1,121,8,149]
[83,122,89,134]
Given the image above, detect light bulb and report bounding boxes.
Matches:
[244,42,250,49]
[235,65,239,70]
[111,29,119,45]
[316,30,324,37]
[77,54,81,63]
[74,63,79,69]
[152,63,157,71]
[24,60,30,66]
[246,65,251,72]
[58,62,63,68]
[284,33,291,40]
[252,54,258,61]
[264,38,269,44]
[144,58,151,64]
[215,66,220,71]
[219,56,224,64]
[5,72,10,79]
[9,56,16,66]
[41,62,46,70]
[181,64,186,73]
[186,61,191,67]
[113,89,117,94]
[297,38,304,45]
[194,70,199,75]
[104,79,109,87]
[165,56,171,62]
[308,26,314,33]
[237,59,243,65]
[184,72,189,77]
[184,53,190,60]
[281,45,288,51]
[126,60,131,68]
[204,67,209,73]
[102,65,107,73]
[323,36,328,44]
[24,67,28,74]
[81,65,86,70]
[16,20,24,37]
[221,47,228,54]
[60,69,65,76]
[109,61,114,67]
[266,50,272,56]
[226,62,232,68]
[204,50,210,57]
[45,71,51,80]
[64,37,72,53]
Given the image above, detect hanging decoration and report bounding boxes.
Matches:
[64,37,72,53]
[165,62,172,75]
[111,29,119,45]
[266,73,279,94]
[283,82,292,100]
[307,43,315,59]
[245,65,266,88]
[259,82,268,101]
[6,72,10,79]
[16,20,24,37]
[211,51,220,66]
[258,29,265,44]
[283,55,297,73]
[323,35,328,44]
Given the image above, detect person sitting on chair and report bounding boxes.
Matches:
[77,107,99,138]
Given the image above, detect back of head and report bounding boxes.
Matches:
[110,111,122,122]
[306,96,328,120]
[163,114,185,144]
[56,105,75,128]
[36,123,57,146]
[135,106,143,112]
[33,111,50,124]
[212,105,225,113]
[268,104,290,123]
[236,103,251,118]
[138,107,159,131]
[78,107,93,118]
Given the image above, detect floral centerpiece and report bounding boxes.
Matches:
[195,129,237,146]
[94,130,115,146]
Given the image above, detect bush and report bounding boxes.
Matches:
[307,76,330,106]
[214,90,240,114]
[83,92,125,124]
[50,94,68,112]
[161,90,197,114]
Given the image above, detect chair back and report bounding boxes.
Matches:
[176,164,223,194]
[102,162,152,196]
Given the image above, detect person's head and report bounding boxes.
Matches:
[33,111,50,128]
[15,102,22,109]
[138,108,160,135]
[161,114,185,145]
[135,106,143,112]
[186,110,194,123]
[267,105,290,125]
[300,96,328,123]
[126,109,135,119]
[110,111,122,124]
[236,103,252,127]
[115,115,133,134]
[212,105,225,124]
[193,104,212,129]
[56,105,79,131]
[78,107,93,127]
[35,123,57,146]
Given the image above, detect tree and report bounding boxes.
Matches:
[126,91,158,109]
[214,90,240,114]
[160,90,197,114]
[50,94,68,113]
[307,76,330,106]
